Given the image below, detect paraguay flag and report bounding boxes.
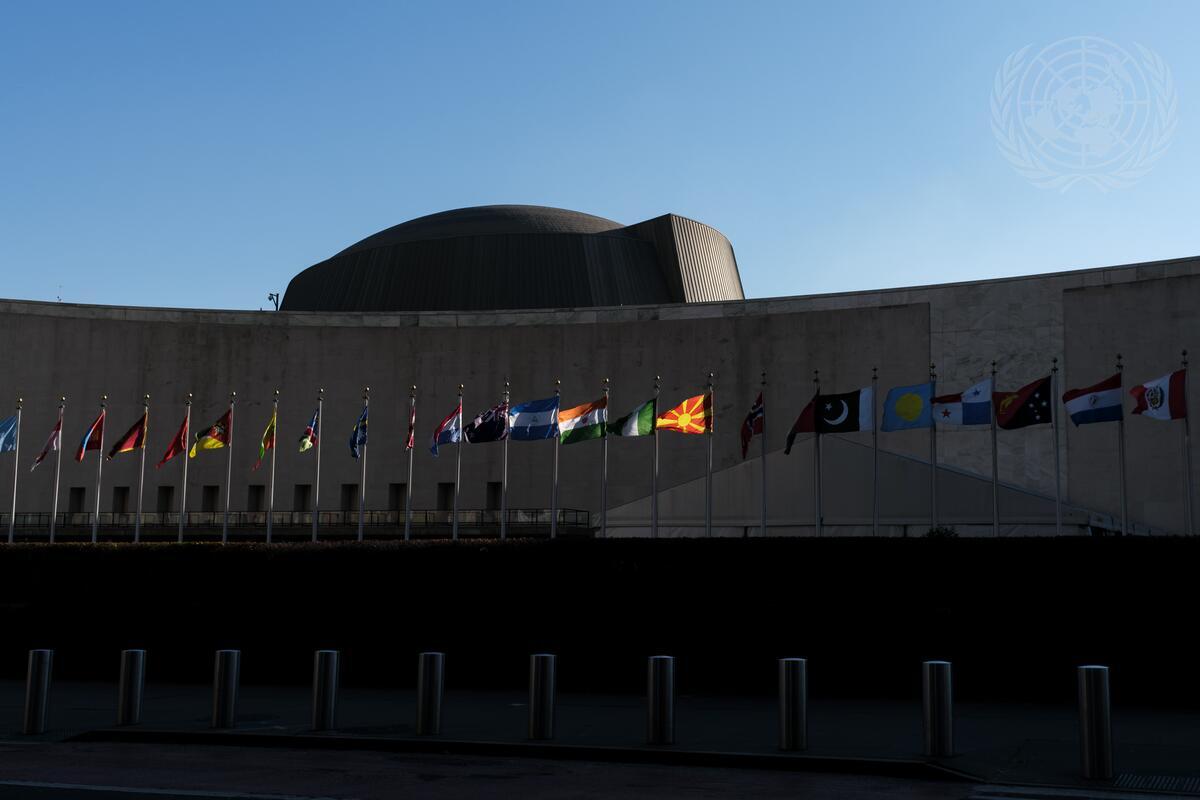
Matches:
[1063,373,1123,426]
[430,401,462,456]
[509,396,560,440]
[75,409,106,461]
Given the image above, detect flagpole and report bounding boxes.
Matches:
[501,379,510,541]
[50,397,64,544]
[8,398,21,544]
[1183,350,1194,537]
[814,369,822,538]
[453,384,462,541]
[871,367,878,537]
[267,389,278,543]
[134,394,148,543]
[602,377,610,539]
[222,391,235,545]
[706,372,715,538]
[1050,359,1062,536]
[313,388,323,542]
[178,394,190,543]
[990,361,999,538]
[550,379,561,539]
[1116,354,1128,536]
[652,375,660,539]
[91,394,107,544]
[760,371,767,537]
[358,386,369,543]
[929,364,937,532]
[406,385,416,542]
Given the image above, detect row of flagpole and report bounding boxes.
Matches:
[1,352,1195,542]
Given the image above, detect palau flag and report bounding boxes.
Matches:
[881,382,934,431]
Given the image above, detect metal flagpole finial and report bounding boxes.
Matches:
[363,386,370,399]
[101,394,108,406]
[318,387,324,398]
[410,384,417,396]
[761,369,766,386]
[1051,356,1059,374]
[274,388,279,399]
[1116,354,1123,372]
[458,384,464,395]
[871,366,877,379]
[813,369,819,385]
[186,392,193,405]
[144,393,150,405]
[1183,349,1189,369]
[555,378,561,394]
[230,391,237,401]
[16,397,22,409]
[992,359,997,375]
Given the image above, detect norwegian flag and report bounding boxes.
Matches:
[740,392,765,459]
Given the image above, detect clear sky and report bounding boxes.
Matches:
[1,1,1197,310]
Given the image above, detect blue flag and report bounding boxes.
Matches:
[0,414,16,453]
[881,382,934,431]
[509,396,560,440]
[348,406,368,459]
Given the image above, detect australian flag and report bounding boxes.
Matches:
[348,406,368,459]
[464,402,509,444]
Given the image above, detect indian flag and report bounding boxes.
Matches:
[559,397,607,445]
[608,399,656,437]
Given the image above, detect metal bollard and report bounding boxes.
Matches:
[416,652,444,736]
[528,653,556,740]
[1078,665,1113,780]
[778,657,807,751]
[922,660,954,757]
[211,649,241,729]
[23,649,53,735]
[646,655,675,745]
[117,649,146,726]
[312,650,340,731]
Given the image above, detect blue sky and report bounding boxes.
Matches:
[1,1,1197,309]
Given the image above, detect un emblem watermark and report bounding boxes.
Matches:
[991,36,1177,191]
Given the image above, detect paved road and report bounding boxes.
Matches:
[0,741,972,800]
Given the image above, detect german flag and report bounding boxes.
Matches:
[107,412,148,460]
[656,393,712,435]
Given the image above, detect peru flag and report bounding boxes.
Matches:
[1131,369,1187,420]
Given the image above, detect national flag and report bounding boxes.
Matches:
[815,387,873,434]
[740,393,764,458]
[298,408,319,452]
[559,397,607,445]
[993,376,1052,429]
[933,378,993,427]
[254,408,277,470]
[75,410,106,461]
[0,414,17,453]
[1063,373,1123,426]
[656,393,712,434]
[464,402,509,443]
[405,399,416,450]
[31,417,61,471]
[1131,369,1187,421]
[430,401,462,456]
[881,382,932,431]
[348,406,368,459]
[189,410,232,458]
[509,396,560,440]
[106,412,148,460]
[608,399,655,437]
[157,413,189,468]
[784,393,817,455]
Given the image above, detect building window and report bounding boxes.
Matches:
[389,483,406,511]
[156,485,174,514]
[112,486,130,515]
[247,484,265,513]
[340,484,358,512]
[202,485,219,513]
[68,487,86,514]
[486,481,502,510]
[294,484,311,512]
[437,482,454,511]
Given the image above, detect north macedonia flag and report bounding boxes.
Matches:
[656,393,712,434]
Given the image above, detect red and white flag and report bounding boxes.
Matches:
[31,417,61,472]
[740,392,764,459]
[1131,369,1187,420]
[405,398,417,450]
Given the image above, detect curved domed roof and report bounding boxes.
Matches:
[336,205,628,256]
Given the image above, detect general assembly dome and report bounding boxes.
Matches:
[280,205,745,312]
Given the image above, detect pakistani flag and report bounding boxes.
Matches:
[559,398,607,445]
[608,399,656,436]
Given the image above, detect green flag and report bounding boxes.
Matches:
[608,399,656,436]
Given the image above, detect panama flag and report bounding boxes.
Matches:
[933,378,993,427]
[509,396,560,440]
[1131,369,1187,420]
[1062,373,1123,426]
[75,410,106,461]
[430,401,462,456]
[608,399,655,437]
[559,397,607,445]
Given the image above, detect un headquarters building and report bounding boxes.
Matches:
[2,204,1199,538]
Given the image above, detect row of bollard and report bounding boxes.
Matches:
[18,649,1115,780]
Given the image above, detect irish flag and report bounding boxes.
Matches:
[609,399,656,437]
[559,397,607,445]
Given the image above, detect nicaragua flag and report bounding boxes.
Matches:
[1062,373,1123,426]
[933,378,992,427]
[430,401,462,456]
[509,396,560,440]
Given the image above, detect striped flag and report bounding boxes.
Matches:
[75,410,106,461]
[608,399,655,437]
[559,397,607,445]
[107,412,148,460]
[509,396,560,440]
[31,417,61,471]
